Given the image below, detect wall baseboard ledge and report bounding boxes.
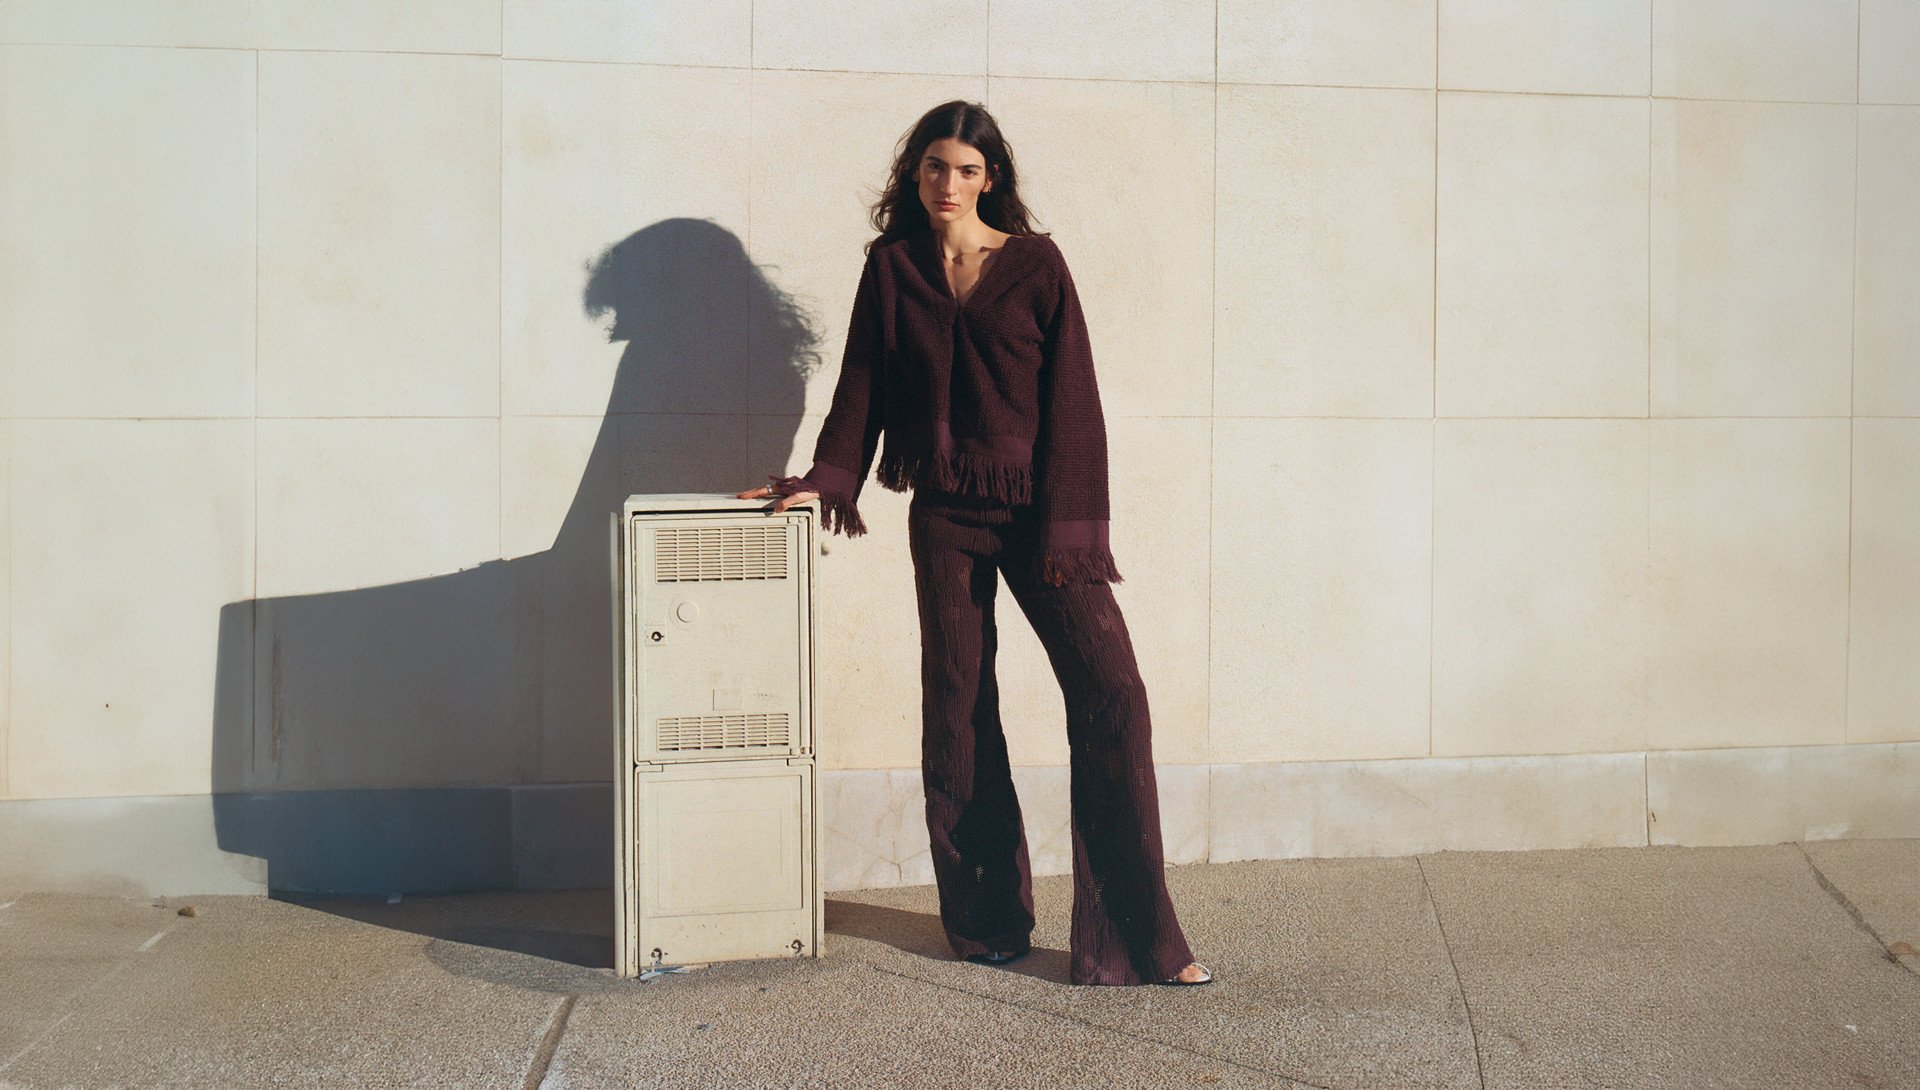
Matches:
[3,742,1914,898]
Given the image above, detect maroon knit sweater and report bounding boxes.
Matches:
[771,226,1121,586]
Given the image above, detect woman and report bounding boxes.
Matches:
[737,100,1210,987]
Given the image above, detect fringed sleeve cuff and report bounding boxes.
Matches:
[1039,519,1123,586]
[776,461,868,538]
[1041,547,1123,587]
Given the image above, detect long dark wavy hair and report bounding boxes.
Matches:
[865,100,1047,254]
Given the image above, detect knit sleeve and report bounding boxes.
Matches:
[1033,245,1123,586]
[794,250,888,537]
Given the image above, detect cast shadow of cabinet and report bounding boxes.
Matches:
[207,218,826,913]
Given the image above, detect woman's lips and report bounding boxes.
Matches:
[938,201,956,208]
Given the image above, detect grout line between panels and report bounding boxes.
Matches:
[1206,0,1217,787]
[252,44,262,783]
[1430,2,1439,758]
[1844,5,1860,742]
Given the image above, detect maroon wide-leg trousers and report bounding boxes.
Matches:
[906,487,1195,986]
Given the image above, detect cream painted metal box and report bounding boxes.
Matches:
[612,495,823,976]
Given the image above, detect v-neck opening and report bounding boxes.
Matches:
[944,233,1018,310]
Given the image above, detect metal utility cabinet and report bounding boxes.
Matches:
[612,494,822,977]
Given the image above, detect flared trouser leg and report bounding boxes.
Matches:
[908,493,1195,986]
[908,496,1037,960]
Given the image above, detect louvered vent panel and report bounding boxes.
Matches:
[653,525,788,581]
[655,712,792,752]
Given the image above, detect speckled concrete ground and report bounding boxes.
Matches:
[2,841,1916,1089]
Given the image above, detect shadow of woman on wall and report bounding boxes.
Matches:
[207,219,825,929]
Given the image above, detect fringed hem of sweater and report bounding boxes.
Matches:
[782,468,1121,585]
[876,447,1033,506]
[1040,546,1124,587]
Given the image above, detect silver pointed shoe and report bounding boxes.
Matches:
[1157,962,1214,986]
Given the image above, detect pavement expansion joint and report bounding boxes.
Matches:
[1414,854,1489,1090]
[0,918,181,1080]
[866,962,1333,1090]
[521,993,578,1090]
[1795,843,1918,977]
[0,1009,76,1081]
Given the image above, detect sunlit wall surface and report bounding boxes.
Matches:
[1,1,1916,894]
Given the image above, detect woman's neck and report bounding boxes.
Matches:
[930,219,1006,261]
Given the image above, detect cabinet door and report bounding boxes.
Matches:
[631,514,810,762]
[631,758,816,966]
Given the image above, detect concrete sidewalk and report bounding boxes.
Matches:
[2,841,1916,1089]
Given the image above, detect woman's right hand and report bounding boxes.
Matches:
[736,476,820,514]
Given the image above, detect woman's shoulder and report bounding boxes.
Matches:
[1013,233,1072,287]
[1011,233,1071,297]
[864,228,1062,257]
[860,228,1066,296]
[859,233,916,276]
[868,232,914,256]
[1011,231,1063,259]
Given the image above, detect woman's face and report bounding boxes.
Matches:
[917,137,992,225]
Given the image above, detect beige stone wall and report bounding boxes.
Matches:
[2,2,1916,852]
